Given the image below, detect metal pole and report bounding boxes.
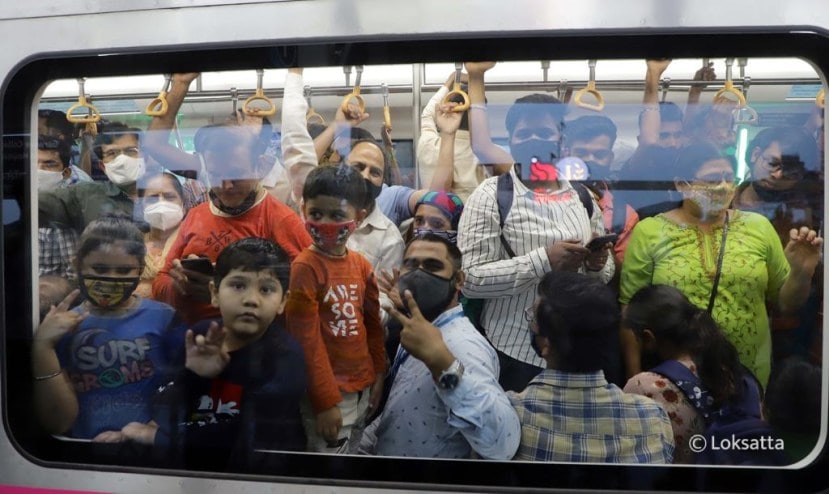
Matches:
[411,62,424,189]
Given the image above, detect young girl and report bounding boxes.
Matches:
[32,216,185,440]
[622,284,761,463]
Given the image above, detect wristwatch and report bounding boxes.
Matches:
[437,359,464,390]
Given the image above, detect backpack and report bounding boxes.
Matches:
[465,173,594,333]
[650,360,786,466]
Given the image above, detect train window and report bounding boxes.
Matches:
[3,32,828,491]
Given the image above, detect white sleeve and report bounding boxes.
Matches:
[416,86,450,188]
[280,71,317,203]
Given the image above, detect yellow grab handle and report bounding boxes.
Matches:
[340,87,366,115]
[145,91,169,117]
[383,106,392,130]
[817,88,825,109]
[243,88,277,117]
[573,81,605,112]
[66,96,102,124]
[442,82,470,112]
[307,109,326,125]
[713,80,747,107]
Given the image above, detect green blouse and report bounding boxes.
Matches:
[620,210,790,387]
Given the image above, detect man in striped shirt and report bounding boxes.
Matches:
[460,62,615,392]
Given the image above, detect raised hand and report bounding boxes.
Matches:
[185,321,230,378]
[34,289,87,348]
[336,101,370,126]
[385,291,454,374]
[692,61,716,89]
[172,73,200,85]
[784,226,823,275]
[464,61,497,75]
[435,102,464,135]
[378,268,404,309]
[646,59,672,76]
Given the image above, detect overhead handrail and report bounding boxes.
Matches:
[145,74,172,116]
[713,58,747,107]
[243,69,277,117]
[340,65,366,115]
[817,88,825,109]
[304,85,326,125]
[381,83,392,130]
[573,59,605,111]
[441,62,470,112]
[660,77,671,103]
[66,78,102,125]
[738,58,751,99]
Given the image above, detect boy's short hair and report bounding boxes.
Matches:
[302,164,368,211]
[214,237,291,291]
[563,115,618,148]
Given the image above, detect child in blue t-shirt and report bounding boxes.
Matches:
[32,216,185,440]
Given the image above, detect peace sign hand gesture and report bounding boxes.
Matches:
[185,321,230,378]
[385,290,455,380]
[34,289,87,348]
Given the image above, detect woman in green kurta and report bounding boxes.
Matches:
[620,142,821,387]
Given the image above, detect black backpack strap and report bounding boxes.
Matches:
[496,174,516,259]
[650,360,715,420]
[572,182,594,219]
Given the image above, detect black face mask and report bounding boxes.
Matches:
[398,268,456,322]
[364,178,383,203]
[209,188,258,216]
[511,139,561,169]
[585,161,613,182]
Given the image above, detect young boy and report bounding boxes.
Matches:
[130,238,307,470]
[286,165,387,453]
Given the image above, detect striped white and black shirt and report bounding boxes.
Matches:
[458,172,614,366]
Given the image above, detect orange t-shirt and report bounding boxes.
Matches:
[152,193,312,324]
[286,248,387,413]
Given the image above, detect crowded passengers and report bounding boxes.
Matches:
[31,59,825,468]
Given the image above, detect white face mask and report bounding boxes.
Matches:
[37,169,66,191]
[143,201,184,231]
[104,155,145,186]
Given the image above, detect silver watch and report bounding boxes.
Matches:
[437,359,464,390]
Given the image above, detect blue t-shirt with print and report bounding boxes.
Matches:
[57,298,185,438]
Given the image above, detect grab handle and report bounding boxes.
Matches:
[66,78,102,124]
[817,88,825,109]
[441,62,470,112]
[243,69,277,117]
[304,85,326,125]
[145,74,172,116]
[713,58,747,107]
[381,83,392,130]
[573,59,605,111]
[340,65,366,114]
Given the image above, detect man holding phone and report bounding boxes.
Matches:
[458,62,615,393]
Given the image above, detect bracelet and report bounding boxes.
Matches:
[469,103,487,111]
[641,106,659,112]
[34,369,62,381]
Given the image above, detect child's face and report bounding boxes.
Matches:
[78,244,142,308]
[210,268,286,340]
[302,195,365,255]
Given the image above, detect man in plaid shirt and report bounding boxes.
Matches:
[509,271,674,463]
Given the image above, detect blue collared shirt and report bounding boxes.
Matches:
[361,305,520,459]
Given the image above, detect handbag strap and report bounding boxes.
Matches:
[707,211,730,313]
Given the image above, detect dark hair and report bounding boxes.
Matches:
[37,135,72,169]
[637,101,684,129]
[93,122,143,160]
[348,137,393,186]
[138,168,185,203]
[75,215,146,274]
[194,117,273,158]
[624,284,743,407]
[673,140,736,181]
[406,232,462,273]
[747,126,819,173]
[303,164,368,210]
[505,93,567,138]
[765,357,822,435]
[38,109,75,140]
[534,271,619,372]
[213,237,291,292]
[563,115,618,148]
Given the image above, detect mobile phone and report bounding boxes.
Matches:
[585,233,619,252]
[181,257,215,275]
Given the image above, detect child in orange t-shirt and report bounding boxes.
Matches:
[286,165,387,453]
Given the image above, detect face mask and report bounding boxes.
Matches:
[208,188,258,216]
[143,201,184,231]
[78,274,139,308]
[682,182,736,216]
[104,155,145,186]
[37,169,65,191]
[398,268,456,322]
[413,228,458,245]
[510,139,561,180]
[584,161,612,182]
[364,178,383,204]
[306,220,356,252]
